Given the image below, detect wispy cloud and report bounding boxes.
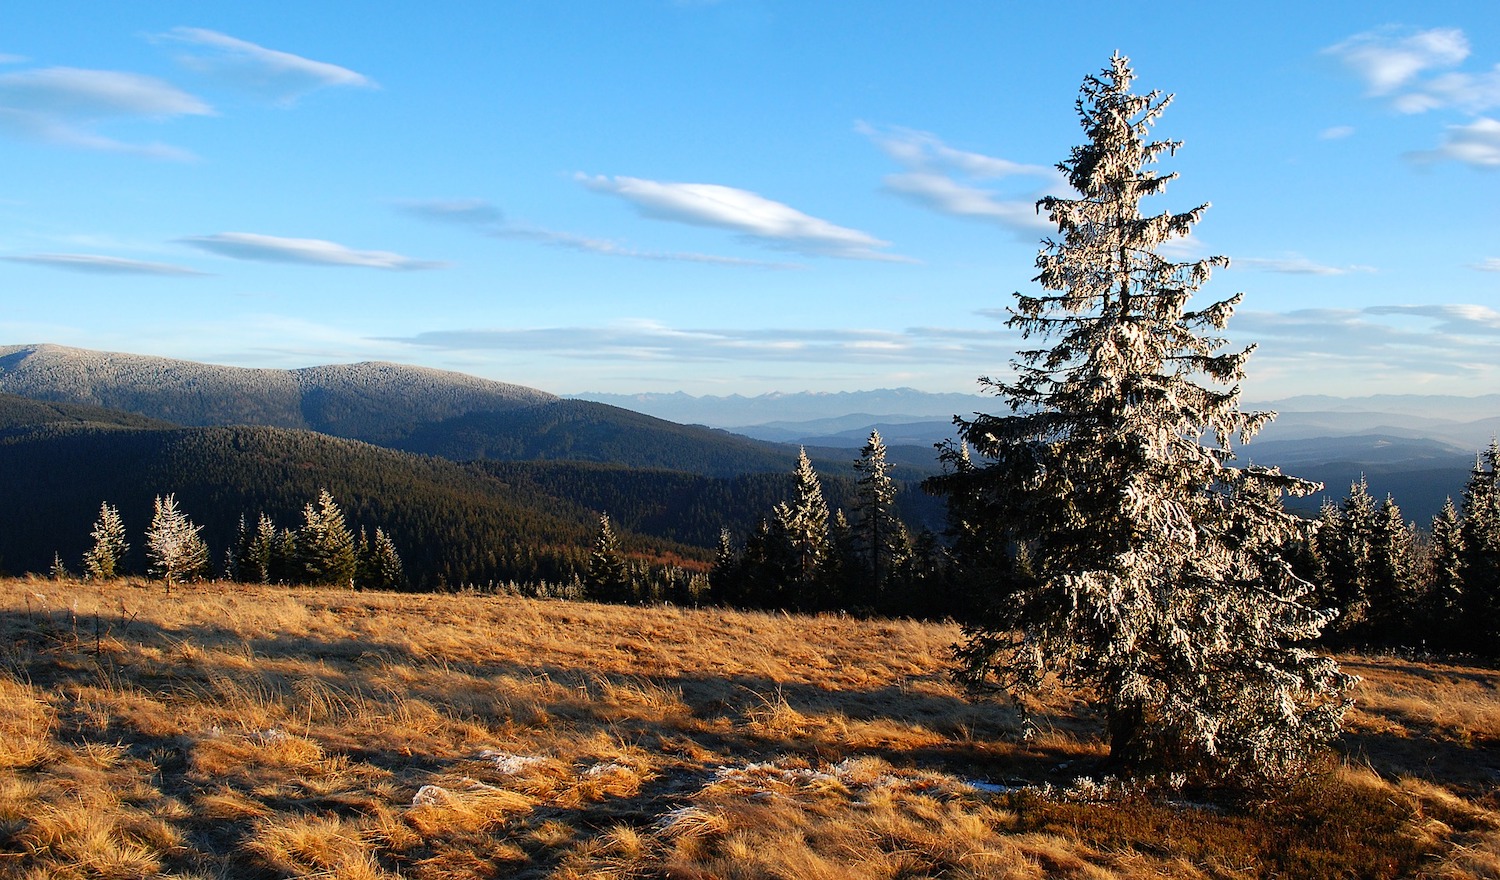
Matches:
[497,224,801,269]
[0,66,210,159]
[1326,27,1500,169]
[393,198,504,228]
[181,232,443,270]
[578,174,905,261]
[1367,303,1500,335]
[394,195,794,267]
[1233,256,1378,276]
[1319,125,1356,140]
[859,122,1064,238]
[1406,116,1500,167]
[0,54,26,65]
[154,27,375,104]
[1324,26,1470,97]
[2,253,209,276]
[387,319,1021,366]
[1474,258,1500,272]
[1234,304,1500,393]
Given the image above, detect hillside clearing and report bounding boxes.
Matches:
[2,578,1498,878]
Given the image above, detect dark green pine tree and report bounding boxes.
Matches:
[853,430,900,596]
[1460,441,1500,655]
[295,489,358,586]
[1426,498,1466,651]
[1366,495,1421,646]
[357,526,407,591]
[585,513,632,603]
[1315,478,1378,639]
[708,528,743,605]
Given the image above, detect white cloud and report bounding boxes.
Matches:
[1393,66,1500,114]
[859,123,1069,239]
[1407,116,1500,167]
[0,66,210,158]
[1318,125,1355,140]
[181,232,443,270]
[1368,303,1500,334]
[1324,26,1470,96]
[3,253,209,276]
[0,54,27,64]
[387,320,1022,366]
[1233,305,1500,395]
[881,171,1052,232]
[1326,27,1500,168]
[1474,258,1500,272]
[155,27,375,103]
[579,174,904,261]
[393,198,505,227]
[1233,256,1378,276]
[496,224,800,269]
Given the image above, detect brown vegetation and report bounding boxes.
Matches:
[2,577,1498,878]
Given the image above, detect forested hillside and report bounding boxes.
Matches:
[0,344,919,480]
[0,422,685,587]
[389,399,800,476]
[477,460,943,551]
[0,343,554,441]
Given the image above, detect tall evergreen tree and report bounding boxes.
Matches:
[295,489,358,586]
[233,512,279,584]
[1367,495,1421,645]
[1314,478,1378,638]
[1426,498,1466,649]
[1460,441,1500,655]
[357,526,407,591]
[145,493,210,586]
[770,447,832,608]
[928,54,1351,784]
[853,430,900,593]
[708,528,741,603]
[585,513,632,602]
[82,501,129,580]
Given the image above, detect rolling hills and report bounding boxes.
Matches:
[0,391,939,586]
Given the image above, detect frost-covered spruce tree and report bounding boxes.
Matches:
[853,430,901,591]
[770,447,832,606]
[82,501,130,580]
[933,53,1353,784]
[1460,441,1500,655]
[146,493,210,586]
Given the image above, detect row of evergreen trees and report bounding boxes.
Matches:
[1313,441,1500,656]
[701,432,954,616]
[74,489,406,590]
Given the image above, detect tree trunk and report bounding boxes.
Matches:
[1106,699,1146,767]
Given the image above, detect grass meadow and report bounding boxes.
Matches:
[3,577,1499,878]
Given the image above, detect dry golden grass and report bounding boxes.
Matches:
[2,576,1498,878]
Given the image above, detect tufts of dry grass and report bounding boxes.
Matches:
[2,576,1499,878]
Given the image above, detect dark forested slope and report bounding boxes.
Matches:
[0,422,715,587]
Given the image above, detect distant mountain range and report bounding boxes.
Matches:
[0,345,942,582]
[578,386,1499,524]
[2,342,1493,581]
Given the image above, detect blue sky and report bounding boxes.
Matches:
[1,1,1496,400]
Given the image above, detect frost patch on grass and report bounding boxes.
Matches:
[411,784,455,807]
[476,748,547,775]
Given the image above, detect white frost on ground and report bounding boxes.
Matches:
[476,748,547,775]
